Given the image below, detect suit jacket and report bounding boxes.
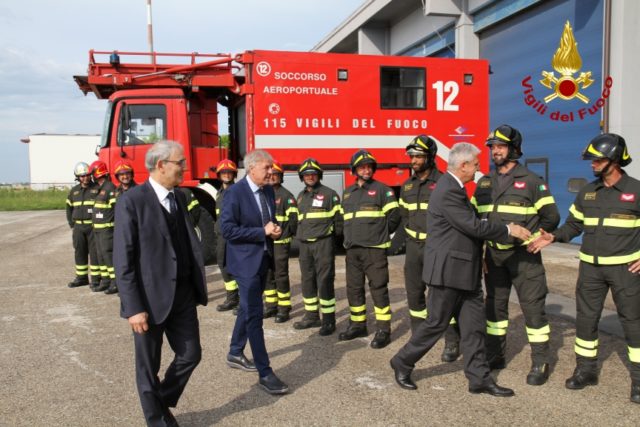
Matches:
[422,173,509,291]
[114,180,207,324]
[220,177,276,278]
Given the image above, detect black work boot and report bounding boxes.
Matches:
[217,290,239,312]
[293,312,321,330]
[565,367,598,390]
[338,322,368,341]
[94,278,111,292]
[275,308,291,323]
[104,282,118,295]
[631,382,640,404]
[67,276,89,288]
[527,363,550,386]
[370,330,391,349]
[319,313,336,336]
[263,305,278,319]
[441,342,461,363]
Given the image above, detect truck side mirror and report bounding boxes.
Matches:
[567,177,588,193]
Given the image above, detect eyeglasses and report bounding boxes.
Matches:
[164,158,187,167]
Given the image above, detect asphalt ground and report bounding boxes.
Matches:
[0,211,638,426]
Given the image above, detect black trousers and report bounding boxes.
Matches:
[298,237,336,316]
[72,223,99,282]
[345,247,391,331]
[391,285,492,388]
[134,282,201,427]
[216,236,236,291]
[264,242,291,310]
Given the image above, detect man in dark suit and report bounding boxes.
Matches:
[114,140,208,426]
[220,149,289,395]
[390,142,530,397]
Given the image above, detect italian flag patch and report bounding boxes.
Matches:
[386,191,393,197]
[539,184,548,191]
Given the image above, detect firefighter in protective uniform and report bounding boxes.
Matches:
[263,161,298,323]
[66,162,100,288]
[293,158,343,336]
[529,133,640,403]
[339,150,400,348]
[113,160,138,199]
[90,160,117,293]
[214,159,240,312]
[472,125,560,385]
[399,135,461,361]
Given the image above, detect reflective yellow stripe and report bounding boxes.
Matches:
[94,202,111,209]
[74,220,92,224]
[320,298,336,313]
[300,206,340,220]
[628,346,640,363]
[264,290,276,296]
[286,206,298,216]
[495,205,538,215]
[350,314,367,321]
[343,211,385,220]
[470,196,478,207]
[569,204,584,221]
[486,319,508,336]
[224,280,238,291]
[304,305,319,311]
[575,344,598,358]
[382,201,399,213]
[351,304,366,312]
[66,199,72,206]
[449,318,457,325]
[275,215,287,222]
[369,241,391,249]
[264,296,278,303]
[303,297,318,304]
[321,306,336,314]
[534,196,555,210]
[579,250,640,265]
[71,201,95,207]
[576,337,598,349]
[374,305,391,321]
[275,237,292,244]
[277,291,291,299]
[278,300,292,306]
[476,204,493,213]
[187,199,199,211]
[583,217,599,226]
[215,208,220,215]
[93,222,114,229]
[399,199,416,210]
[526,324,551,343]
[602,217,640,228]
[405,226,427,241]
[409,309,427,319]
[76,265,89,270]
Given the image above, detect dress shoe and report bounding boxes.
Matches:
[104,283,118,295]
[370,330,391,349]
[390,359,417,390]
[226,352,257,372]
[441,343,460,363]
[488,356,506,370]
[263,306,278,319]
[631,382,640,404]
[274,312,290,323]
[526,363,550,386]
[67,277,89,288]
[469,382,515,397]
[259,372,289,395]
[318,321,336,336]
[338,325,368,341]
[293,317,321,330]
[217,298,239,312]
[565,368,598,390]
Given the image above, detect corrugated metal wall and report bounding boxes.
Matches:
[479,0,604,231]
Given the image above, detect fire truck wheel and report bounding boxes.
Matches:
[386,227,407,256]
[194,206,217,265]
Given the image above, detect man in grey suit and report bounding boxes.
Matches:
[390,142,529,397]
[114,140,208,426]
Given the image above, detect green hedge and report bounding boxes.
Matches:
[0,188,68,211]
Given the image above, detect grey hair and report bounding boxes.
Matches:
[447,142,481,172]
[145,140,183,172]
[244,149,273,170]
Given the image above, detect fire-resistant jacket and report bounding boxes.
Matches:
[273,185,298,244]
[553,172,640,265]
[472,163,560,250]
[66,182,98,227]
[115,181,137,199]
[399,168,443,242]
[92,180,117,229]
[296,182,342,241]
[341,179,400,249]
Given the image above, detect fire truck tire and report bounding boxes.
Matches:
[386,227,407,256]
[194,206,216,265]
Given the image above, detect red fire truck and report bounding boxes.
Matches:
[74,49,489,263]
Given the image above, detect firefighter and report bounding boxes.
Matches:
[339,149,400,348]
[472,125,560,385]
[90,160,117,293]
[293,158,343,335]
[398,135,461,361]
[263,161,298,322]
[65,162,100,288]
[529,133,640,402]
[113,159,137,198]
[214,159,240,312]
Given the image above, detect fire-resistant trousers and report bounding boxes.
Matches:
[298,237,336,319]
[72,223,99,283]
[264,242,292,312]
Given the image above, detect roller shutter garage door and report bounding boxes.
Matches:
[479,0,605,235]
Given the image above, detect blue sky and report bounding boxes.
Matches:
[0,0,362,183]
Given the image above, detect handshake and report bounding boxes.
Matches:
[507,223,555,254]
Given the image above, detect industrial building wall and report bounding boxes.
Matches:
[28,134,100,190]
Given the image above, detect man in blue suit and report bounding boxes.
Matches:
[220,149,290,395]
[114,140,208,426]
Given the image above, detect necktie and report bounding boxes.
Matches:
[258,189,270,226]
[167,192,177,215]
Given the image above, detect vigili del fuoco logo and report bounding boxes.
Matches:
[521,20,612,123]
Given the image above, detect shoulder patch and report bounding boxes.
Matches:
[514,181,526,189]
[368,190,377,196]
[429,183,436,190]
[620,193,636,202]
